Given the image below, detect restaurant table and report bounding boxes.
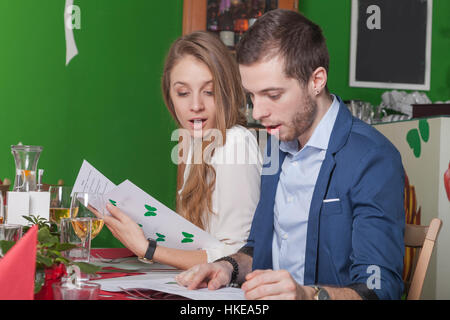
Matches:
[90,248,189,300]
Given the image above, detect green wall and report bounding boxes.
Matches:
[300,0,450,105]
[0,0,183,247]
[1,1,448,247]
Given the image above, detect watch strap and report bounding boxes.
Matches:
[142,238,157,261]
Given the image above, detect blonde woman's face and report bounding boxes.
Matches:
[170,55,217,137]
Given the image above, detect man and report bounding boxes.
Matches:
[176,9,405,300]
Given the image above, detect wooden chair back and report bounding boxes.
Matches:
[404,218,442,300]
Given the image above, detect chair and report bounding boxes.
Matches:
[404,218,443,300]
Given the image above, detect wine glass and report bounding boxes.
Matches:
[69,192,106,263]
[49,186,73,226]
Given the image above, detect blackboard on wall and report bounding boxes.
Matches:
[349,0,432,90]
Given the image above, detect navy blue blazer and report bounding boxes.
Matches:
[246,97,405,300]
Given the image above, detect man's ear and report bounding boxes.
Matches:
[309,67,328,96]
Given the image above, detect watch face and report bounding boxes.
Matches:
[318,288,331,300]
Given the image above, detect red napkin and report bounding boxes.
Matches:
[0,225,38,300]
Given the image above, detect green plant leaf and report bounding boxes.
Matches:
[0,240,15,255]
[73,262,102,275]
[36,254,53,267]
[37,228,52,244]
[55,243,78,252]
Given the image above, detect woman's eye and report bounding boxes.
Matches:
[177,92,189,97]
[204,90,214,96]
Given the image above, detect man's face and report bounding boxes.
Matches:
[239,55,317,143]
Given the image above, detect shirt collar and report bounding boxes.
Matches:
[280,94,340,156]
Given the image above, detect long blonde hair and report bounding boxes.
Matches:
[162,31,247,229]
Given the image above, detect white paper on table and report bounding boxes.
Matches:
[71,160,116,196]
[95,275,245,300]
[104,180,222,251]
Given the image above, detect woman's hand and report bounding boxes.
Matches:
[97,203,149,257]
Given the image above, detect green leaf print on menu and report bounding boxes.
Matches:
[144,204,157,217]
[156,233,166,242]
[181,232,194,243]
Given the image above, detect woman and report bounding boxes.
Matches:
[101,31,262,270]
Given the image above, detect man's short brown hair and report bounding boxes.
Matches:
[236,9,329,87]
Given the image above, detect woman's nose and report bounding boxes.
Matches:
[190,94,205,112]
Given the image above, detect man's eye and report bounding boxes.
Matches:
[268,94,281,100]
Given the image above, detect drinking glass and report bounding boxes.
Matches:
[52,281,100,300]
[49,186,73,225]
[70,192,106,262]
[60,217,92,262]
[0,224,23,257]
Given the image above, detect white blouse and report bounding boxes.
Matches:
[179,125,262,262]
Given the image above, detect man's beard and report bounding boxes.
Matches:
[286,93,318,142]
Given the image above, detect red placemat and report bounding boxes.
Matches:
[91,247,135,259]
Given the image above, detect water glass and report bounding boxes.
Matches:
[60,217,92,262]
[52,282,100,300]
[0,224,23,257]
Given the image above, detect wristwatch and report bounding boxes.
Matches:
[312,286,331,300]
[140,238,157,262]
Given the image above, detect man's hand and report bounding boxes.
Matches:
[241,269,315,300]
[175,261,234,290]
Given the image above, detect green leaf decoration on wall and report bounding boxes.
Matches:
[418,119,430,142]
[406,129,421,158]
[181,232,194,243]
[406,119,430,158]
[156,233,166,242]
[144,204,157,217]
[109,199,117,206]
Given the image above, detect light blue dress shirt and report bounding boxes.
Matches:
[272,94,340,285]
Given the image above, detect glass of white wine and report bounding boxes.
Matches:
[70,192,106,263]
[49,186,73,226]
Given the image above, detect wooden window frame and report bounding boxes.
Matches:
[182,0,299,35]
